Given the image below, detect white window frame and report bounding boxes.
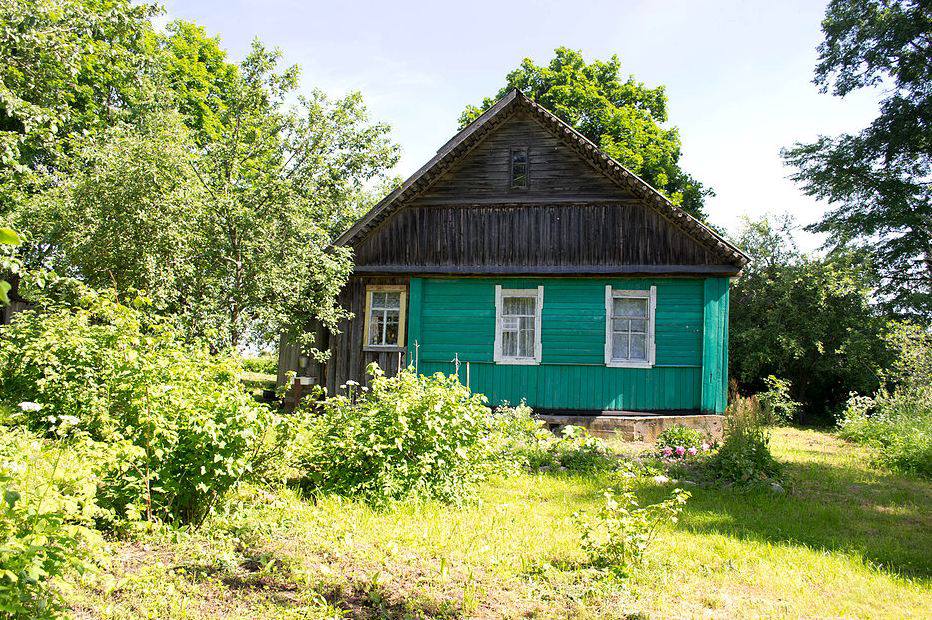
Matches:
[604,285,656,368]
[494,285,543,365]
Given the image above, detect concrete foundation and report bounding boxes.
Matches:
[537,412,724,443]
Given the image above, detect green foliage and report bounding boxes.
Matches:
[758,376,801,426]
[6,6,398,352]
[0,227,21,304]
[838,322,932,478]
[489,404,617,473]
[0,425,104,619]
[460,47,711,220]
[575,483,690,577]
[0,286,277,525]
[0,0,159,214]
[704,396,782,485]
[729,214,891,417]
[240,353,278,376]
[782,0,932,319]
[655,425,706,452]
[295,364,497,505]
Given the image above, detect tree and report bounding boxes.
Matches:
[460,47,711,220]
[13,110,203,305]
[0,0,159,214]
[782,0,932,319]
[184,41,399,349]
[729,215,892,418]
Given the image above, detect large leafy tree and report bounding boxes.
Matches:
[460,47,711,220]
[0,0,159,213]
[729,215,891,417]
[185,41,399,348]
[782,0,931,319]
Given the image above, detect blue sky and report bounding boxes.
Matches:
[162,0,882,249]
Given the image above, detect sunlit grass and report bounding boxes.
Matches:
[71,428,931,618]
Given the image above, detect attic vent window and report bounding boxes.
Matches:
[510,147,528,188]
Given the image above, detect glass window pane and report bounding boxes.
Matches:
[503,296,535,316]
[502,330,517,357]
[372,292,386,308]
[385,314,399,345]
[614,297,647,318]
[384,292,400,310]
[630,319,647,333]
[612,333,629,360]
[630,334,647,360]
[612,318,628,332]
[501,316,520,331]
[368,312,384,345]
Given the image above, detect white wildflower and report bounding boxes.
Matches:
[18,401,42,412]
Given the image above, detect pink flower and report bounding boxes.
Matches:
[687,447,698,456]
[662,447,673,457]
[675,446,686,456]
[701,443,710,451]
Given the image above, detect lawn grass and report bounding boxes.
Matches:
[70,428,931,619]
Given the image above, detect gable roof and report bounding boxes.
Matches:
[335,89,749,269]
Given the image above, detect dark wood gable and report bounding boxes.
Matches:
[408,111,631,205]
[352,108,738,276]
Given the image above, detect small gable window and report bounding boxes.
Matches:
[510,147,528,188]
[364,285,407,349]
[605,286,656,367]
[494,285,543,364]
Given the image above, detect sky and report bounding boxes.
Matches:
[161,0,883,249]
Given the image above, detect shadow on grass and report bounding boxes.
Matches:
[653,458,932,579]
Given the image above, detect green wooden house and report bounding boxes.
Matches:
[280,89,748,417]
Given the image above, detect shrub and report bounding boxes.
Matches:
[0,290,277,526]
[488,405,617,473]
[575,483,690,577]
[703,396,781,485]
[758,375,801,426]
[240,353,278,375]
[838,322,932,479]
[655,425,711,461]
[295,364,496,505]
[0,424,104,619]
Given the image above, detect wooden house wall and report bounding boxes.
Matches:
[409,111,632,205]
[407,276,729,413]
[323,275,410,393]
[353,203,720,271]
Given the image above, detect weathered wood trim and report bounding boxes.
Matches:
[353,264,742,276]
[362,284,407,350]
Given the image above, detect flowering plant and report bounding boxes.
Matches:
[655,425,713,461]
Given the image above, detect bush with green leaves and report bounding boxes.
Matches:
[489,404,617,473]
[838,323,932,478]
[295,364,497,505]
[703,396,782,485]
[0,423,104,619]
[654,425,712,462]
[0,288,277,526]
[758,375,801,426]
[575,483,690,577]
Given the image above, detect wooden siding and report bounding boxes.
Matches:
[408,277,720,412]
[324,275,410,392]
[354,203,723,272]
[700,277,730,412]
[409,111,632,205]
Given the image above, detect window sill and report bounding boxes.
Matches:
[494,358,540,366]
[605,361,653,369]
[363,345,406,353]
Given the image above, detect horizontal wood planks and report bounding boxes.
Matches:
[412,277,709,411]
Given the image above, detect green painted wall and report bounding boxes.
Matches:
[407,277,729,413]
